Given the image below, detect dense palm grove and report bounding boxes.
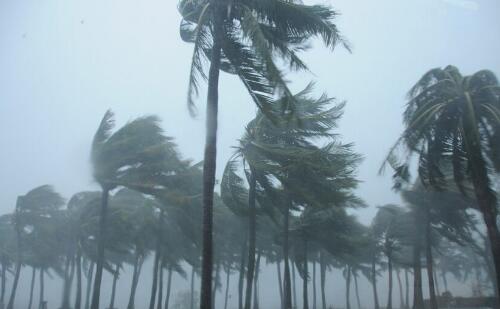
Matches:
[1,1,499,309]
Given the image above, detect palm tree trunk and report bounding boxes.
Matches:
[39,268,45,309]
[62,255,76,309]
[157,263,164,309]
[283,196,292,309]
[156,262,165,309]
[371,258,380,309]
[164,266,173,309]
[292,263,297,309]
[85,262,94,309]
[303,239,309,309]
[319,254,326,309]
[253,251,261,309]
[109,263,119,309]
[441,271,448,292]
[397,269,404,309]
[244,171,257,309]
[238,239,247,309]
[346,266,351,309]
[433,269,440,299]
[91,188,110,309]
[312,261,316,309]
[199,3,224,309]
[353,272,361,309]
[405,269,409,309]
[7,221,22,309]
[277,261,284,309]
[127,253,143,309]
[211,262,220,309]
[75,252,82,309]
[425,208,438,309]
[413,228,424,309]
[387,252,393,309]
[0,260,6,309]
[149,242,161,309]
[224,267,230,309]
[463,107,500,302]
[190,266,195,309]
[27,267,36,309]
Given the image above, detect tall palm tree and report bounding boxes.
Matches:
[90,110,174,309]
[178,2,349,307]
[383,66,500,299]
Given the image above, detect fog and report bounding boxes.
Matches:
[1,0,499,308]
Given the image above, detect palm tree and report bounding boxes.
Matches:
[178,1,349,306]
[0,215,15,309]
[371,205,408,309]
[7,185,64,309]
[383,66,500,298]
[90,110,174,309]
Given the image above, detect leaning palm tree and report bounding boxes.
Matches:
[178,1,349,306]
[90,110,175,309]
[7,185,64,309]
[382,66,500,299]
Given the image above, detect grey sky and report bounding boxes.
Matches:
[1,0,499,307]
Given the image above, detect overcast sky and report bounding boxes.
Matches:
[2,0,499,224]
[1,0,499,307]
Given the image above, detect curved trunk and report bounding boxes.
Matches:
[39,269,45,309]
[27,268,36,309]
[292,263,297,308]
[283,196,292,309]
[405,269,409,309]
[371,258,380,309]
[164,266,173,309]
[253,251,261,309]
[345,266,351,309]
[244,172,257,309]
[1,260,6,309]
[353,272,361,309]
[312,261,316,309]
[238,240,247,309]
[75,252,82,309]
[85,262,94,309]
[387,252,393,309]
[277,261,284,309]
[425,208,438,309]
[7,215,22,309]
[441,271,448,292]
[199,4,224,309]
[413,225,424,309]
[433,270,440,297]
[224,267,230,309]
[90,188,110,309]
[157,263,164,309]
[149,243,161,309]
[6,260,21,309]
[127,253,143,309]
[109,264,119,309]
[62,256,76,309]
[320,253,326,309]
[190,266,195,309]
[302,239,308,309]
[397,269,404,309]
[211,262,220,309]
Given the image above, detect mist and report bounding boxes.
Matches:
[1,0,499,309]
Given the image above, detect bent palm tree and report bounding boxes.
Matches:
[383,65,500,302]
[179,2,348,307]
[7,185,64,309]
[90,111,173,309]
